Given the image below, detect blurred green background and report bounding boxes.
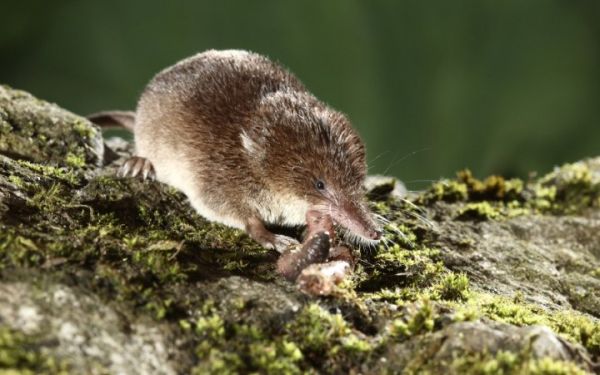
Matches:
[2,1,599,188]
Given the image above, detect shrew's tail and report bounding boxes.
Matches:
[87,111,136,131]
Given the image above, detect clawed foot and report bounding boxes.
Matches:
[245,217,299,253]
[251,234,299,253]
[118,156,156,180]
[272,234,300,252]
[257,234,299,253]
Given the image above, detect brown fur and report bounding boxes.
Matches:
[90,50,380,250]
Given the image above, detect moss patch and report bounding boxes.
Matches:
[1,85,599,372]
[2,151,598,372]
[417,159,600,218]
[451,350,587,375]
[0,326,69,374]
[449,292,600,356]
[184,297,380,374]
[456,201,502,221]
[0,85,103,168]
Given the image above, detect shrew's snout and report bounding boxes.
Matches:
[367,228,382,241]
[314,198,382,244]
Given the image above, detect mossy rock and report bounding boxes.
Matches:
[0,85,104,169]
[0,85,598,374]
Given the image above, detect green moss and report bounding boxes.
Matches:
[417,179,468,204]
[417,170,524,206]
[0,86,103,169]
[361,211,472,308]
[191,348,244,375]
[530,185,558,211]
[17,160,81,186]
[65,151,86,168]
[28,183,68,212]
[0,232,44,268]
[456,201,501,221]
[132,245,187,284]
[73,119,95,139]
[0,326,69,374]
[534,160,600,214]
[450,292,600,356]
[190,304,308,374]
[1,97,598,374]
[7,175,24,188]
[457,170,524,201]
[188,302,374,374]
[247,340,304,374]
[415,160,599,219]
[451,350,587,375]
[505,200,532,217]
[390,297,436,339]
[377,240,440,270]
[284,303,372,371]
[285,304,344,352]
[196,315,225,341]
[433,272,470,301]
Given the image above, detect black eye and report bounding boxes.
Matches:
[315,180,326,191]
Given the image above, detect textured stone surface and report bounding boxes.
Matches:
[0,85,598,374]
[0,85,103,168]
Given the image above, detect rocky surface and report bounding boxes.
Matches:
[0,84,599,374]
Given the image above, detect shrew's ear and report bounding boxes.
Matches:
[87,111,136,131]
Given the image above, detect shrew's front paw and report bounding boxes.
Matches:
[271,234,300,253]
[245,217,299,253]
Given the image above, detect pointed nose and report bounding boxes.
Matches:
[369,228,382,240]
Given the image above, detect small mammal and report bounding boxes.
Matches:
[89,49,381,251]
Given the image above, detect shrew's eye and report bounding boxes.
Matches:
[315,179,326,191]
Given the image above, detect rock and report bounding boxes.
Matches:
[0,278,185,375]
[365,174,407,200]
[378,321,596,373]
[0,85,104,168]
[0,85,598,374]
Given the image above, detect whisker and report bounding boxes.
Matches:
[368,150,391,165]
[404,210,435,229]
[399,197,427,213]
[373,214,391,225]
[382,147,432,175]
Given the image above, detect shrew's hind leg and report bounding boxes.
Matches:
[118,156,156,180]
